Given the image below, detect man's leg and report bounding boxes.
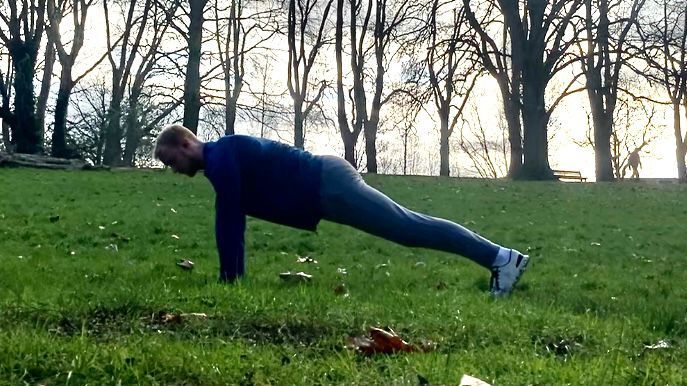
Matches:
[318,156,529,295]
[319,156,502,269]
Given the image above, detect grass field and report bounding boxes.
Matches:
[0,168,686,385]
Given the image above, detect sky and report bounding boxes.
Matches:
[2,2,685,180]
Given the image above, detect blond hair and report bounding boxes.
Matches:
[153,124,198,159]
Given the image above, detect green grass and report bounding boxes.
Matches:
[0,168,686,385]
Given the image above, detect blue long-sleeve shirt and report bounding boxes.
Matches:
[202,135,323,281]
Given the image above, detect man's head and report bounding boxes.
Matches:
[154,124,205,177]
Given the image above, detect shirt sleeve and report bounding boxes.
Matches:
[215,192,246,282]
[207,144,247,282]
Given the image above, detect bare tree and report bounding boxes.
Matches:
[334,0,361,166]
[463,0,522,177]
[581,0,645,181]
[102,0,178,166]
[36,34,55,143]
[0,48,12,149]
[0,0,47,154]
[46,0,110,158]
[636,0,686,181]
[68,78,109,164]
[465,0,586,180]
[364,0,423,173]
[287,0,333,149]
[576,92,659,179]
[459,101,509,178]
[122,5,181,166]
[636,0,686,180]
[334,0,423,172]
[102,0,149,165]
[427,0,480,176]
[244,55,288,138]
[385,90,421,175]
[182,0,208,132]
[612,98,658,178]
[213,0,279,135]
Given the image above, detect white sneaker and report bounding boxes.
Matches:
[490,249,529,296]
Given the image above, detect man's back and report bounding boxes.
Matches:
[203,135,323,230]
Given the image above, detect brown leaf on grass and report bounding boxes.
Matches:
[459,374,492,386]
[333,282,348,296]
[296,256,318,264]
[346,327,433,355]
[176,259,194,270]
[279,271,312,282]
[161,312,183,324]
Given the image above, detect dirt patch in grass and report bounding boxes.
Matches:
[3,305,343,347]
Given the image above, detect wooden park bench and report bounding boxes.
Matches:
[553,169,587,182]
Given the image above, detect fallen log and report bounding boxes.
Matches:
[0,152,109,170]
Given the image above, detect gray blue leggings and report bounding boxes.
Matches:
[318,155,500,268]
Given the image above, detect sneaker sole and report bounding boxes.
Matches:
[491,254,530,297]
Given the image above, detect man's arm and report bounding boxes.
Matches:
[215,196,246,282]
[207,141,247,282]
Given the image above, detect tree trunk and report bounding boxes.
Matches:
[293,98,304,149]
[336,0,354,167]
[224,78,236,135]
[123,91,142,166]
[590,98,614,181]
[51,71,72,158]
[366,67,383,173]
[36,37,55,145]
[520,72,553,180]
[494,71,522,178]
[182,0,206,133]
[10,41,42,154]
[403,128,408,175]
[1,120,10,150]
[503,94,523,177]
[103,90,123,166]
[673,101,686,181]
[364,119,378,173]
[341,130,357,167]
[439,105,450,176]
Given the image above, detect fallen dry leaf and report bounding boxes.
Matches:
[296,256,318,264]
[333,282,348,295]
[459,374,492,386]
[346,327,432,355]
[279,271,312,282]
[161,312,183,324]
[176,259,194,270]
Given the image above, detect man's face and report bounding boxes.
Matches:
[158,144,198,177]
